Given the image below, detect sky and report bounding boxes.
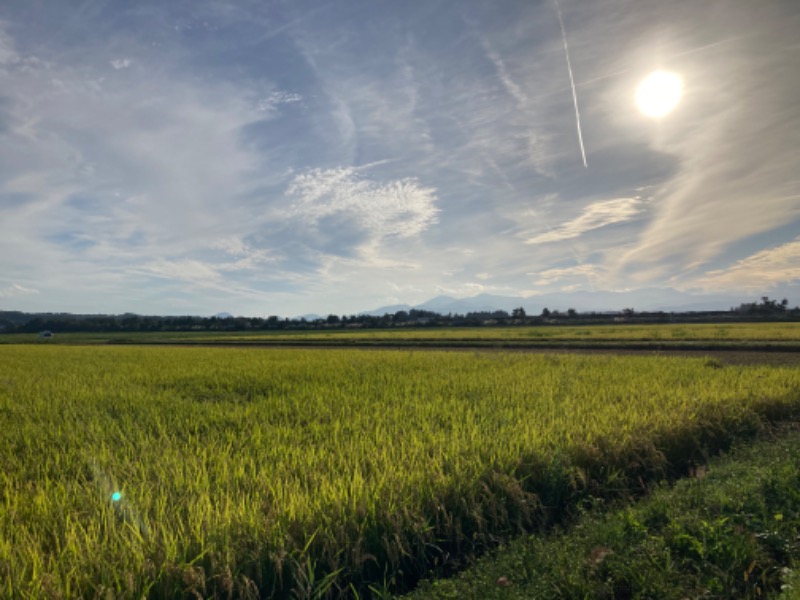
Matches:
[0,0,799,317]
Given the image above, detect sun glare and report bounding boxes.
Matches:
[636,71,683,118]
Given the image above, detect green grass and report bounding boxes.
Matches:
[1,345,800,597]
[403,426,800,599]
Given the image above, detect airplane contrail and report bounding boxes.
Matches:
[554,0,587,168]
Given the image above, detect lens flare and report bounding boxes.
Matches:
[111,491,122,502]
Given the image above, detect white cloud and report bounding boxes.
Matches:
[210,237,278,269]
[387,281,424,295]
[134,258,291,307]
[287,167,439,241]
[0,283,39,298]
[256,90,302,113]
[139,259,222,286]
[326,254,419,271]
[525,198,641,245]
[211,237,249,257]
[142,242,278,287]
[0,33,269,282]
[691,238,800,291]
[530,264,604,286]
[434,282,486,296]
[109,58,131,69]
[0,26,17,65]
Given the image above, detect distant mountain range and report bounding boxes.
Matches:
[361,287,799,317]
[3,287,796,324]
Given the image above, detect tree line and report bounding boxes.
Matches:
[0,297,797,334]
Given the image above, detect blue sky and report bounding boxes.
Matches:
[0,0,798,316]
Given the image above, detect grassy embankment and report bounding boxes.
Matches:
[404,426,800,599]
[2,344,800,597]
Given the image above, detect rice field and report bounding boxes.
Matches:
[189,322,800,342]
[5,321,800,347]
[1,344,800,598]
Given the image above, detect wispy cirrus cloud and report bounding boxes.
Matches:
[0,20,274,261]
[255,90,303,115]
[530,264,604,286]
[434,282,488,296]
[139,259,222,286]
[478,35,527,107]
[211,237,278,271]
[0,0,797,316]
[446,28,561,179]
[0,283,39,298]
[135,257,285,301]
[691,238,800,291]
[610,4,800,282]
[524,198,641,245]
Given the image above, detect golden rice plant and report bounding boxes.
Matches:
[1,345,799,597]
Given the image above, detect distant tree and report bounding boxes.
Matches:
[326,314,340,325]
[737,296,789,314]
[567,308,577,317]
[393,311,409,323]
[541,307,551,318]
[512,307,526,319]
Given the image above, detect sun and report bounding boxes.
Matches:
[636,71,683,118]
